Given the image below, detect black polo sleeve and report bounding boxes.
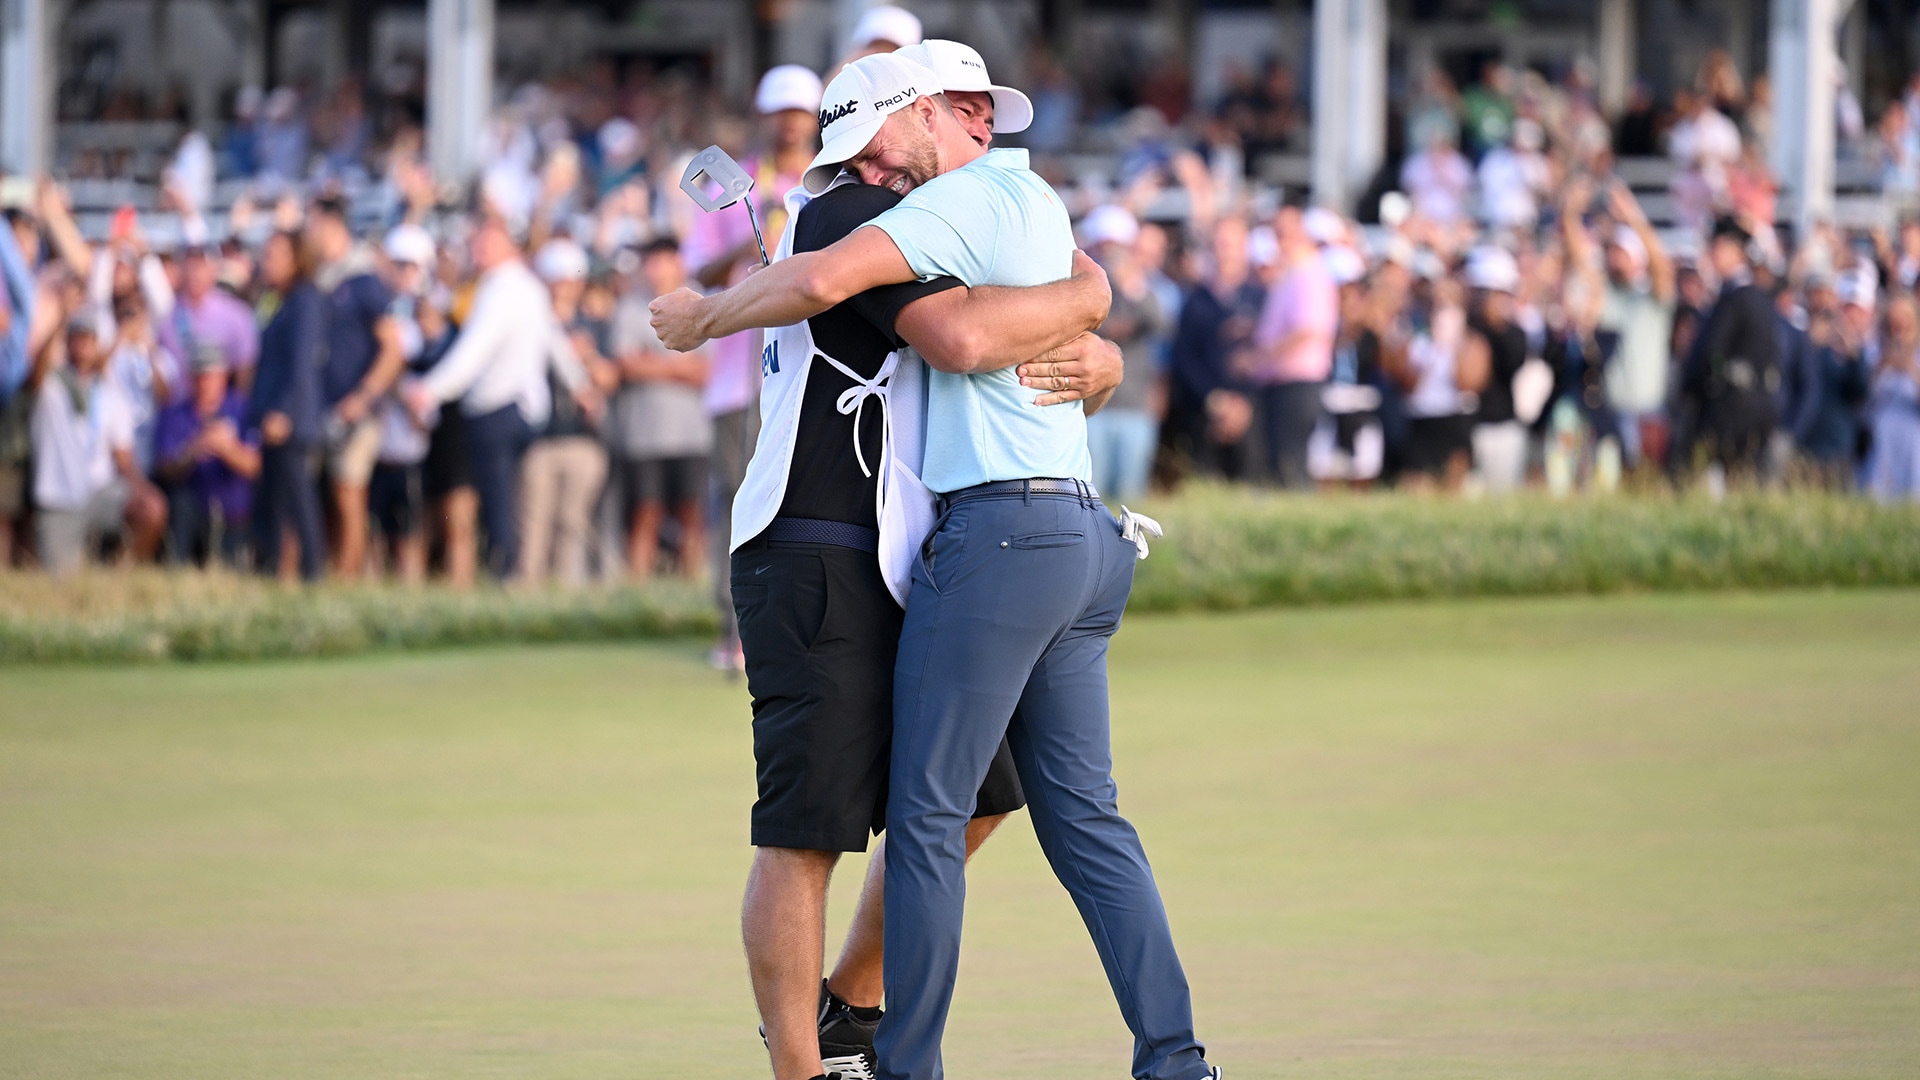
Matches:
[792,184,964,348]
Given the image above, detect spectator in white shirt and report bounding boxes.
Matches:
[29,314,166,573]
[1478,119,1553,231]
[1401,130,1474,228]
[408,218,590,580]
[1668,90,1742,232]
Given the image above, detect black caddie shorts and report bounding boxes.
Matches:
[732,534,1026,853]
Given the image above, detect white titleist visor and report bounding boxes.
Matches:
[804,53,942,194]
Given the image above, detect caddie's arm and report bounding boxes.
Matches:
[894,250,1112,375]
[649,225,915,352]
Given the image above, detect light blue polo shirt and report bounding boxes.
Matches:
[868,148,1092,495]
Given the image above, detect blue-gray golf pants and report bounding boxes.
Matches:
[877,487,1210,1080]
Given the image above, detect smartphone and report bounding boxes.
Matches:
[0,176,33,210]
[111,205,138,240]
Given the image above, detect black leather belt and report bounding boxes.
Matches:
[943,478,1100,505]
[765,516,879,553]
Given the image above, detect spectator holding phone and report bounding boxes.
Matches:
[29,313,167,573]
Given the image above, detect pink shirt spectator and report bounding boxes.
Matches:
[1253,256,1338,385]
[158,290,261,376]
[681,157,803,418]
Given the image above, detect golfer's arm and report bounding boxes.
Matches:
[695,226,915,340]
[895,255,1113,375]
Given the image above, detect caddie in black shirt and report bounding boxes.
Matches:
[728,46,1126,1080]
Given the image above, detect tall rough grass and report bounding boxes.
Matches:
[1127,487,1920,612]
[0,572,716,664]
[4,490,1917,663]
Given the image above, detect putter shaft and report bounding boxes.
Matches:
[744,199,770,266]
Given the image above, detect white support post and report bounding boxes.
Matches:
[1770,0,1840,237]
[1311,0,1386,213]
[1,0,52,176]
[1343,0,1386,207]
[428,0,492,187]
[835,0,873,61]
[1309,0,1348,210]
[1597,0,1633,117]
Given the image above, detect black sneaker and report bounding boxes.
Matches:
[755,981,880,1080]
[816,982,879,1080]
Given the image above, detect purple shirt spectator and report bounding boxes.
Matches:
[159,291,261,379]
[152,391,258,522]
[1253,256,1338,384]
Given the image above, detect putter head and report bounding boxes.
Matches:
[680,145,755,212]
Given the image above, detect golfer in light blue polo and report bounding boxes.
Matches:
[648,52,1219,1080]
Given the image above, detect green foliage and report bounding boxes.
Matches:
[0,576,718,664]
[1129,487,1920,612]
[4,490,1918,662]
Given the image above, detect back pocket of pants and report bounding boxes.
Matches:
[1008,530,1085,550]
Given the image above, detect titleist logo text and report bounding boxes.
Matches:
[819,99,858,129]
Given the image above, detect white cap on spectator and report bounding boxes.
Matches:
[264,87,299,123]
[1838,266,1878,310]
[804,52,943,194]
[384,223,437,268]
[851,5,923,50]
[1303,206,1346,247]
[1378,191,1412,229]
[1466,247,1521,294]
[1372,233,1417,269]
[757,65,825,116]
[599,118,642,162]
[1609,225,1648,268]
[1248,225,1280,268]
[1079,204,1139,249]
[1324,247,1368,285]
[894,39,1033,134]
[535,238,590,283]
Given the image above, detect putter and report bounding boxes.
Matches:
[680,145,769,266]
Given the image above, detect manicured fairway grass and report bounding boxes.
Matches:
[2,591,1917,1079]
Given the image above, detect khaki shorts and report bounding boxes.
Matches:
[328,415,384,487]
[37,480,130,575]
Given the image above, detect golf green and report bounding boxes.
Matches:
[2,591,1917,1079]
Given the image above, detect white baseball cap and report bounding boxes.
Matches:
[756,64,824,116]
[1079,204,1139,249]
[1838,266,1879,310]
[1302,206,1346,246]
[598,117,641,161]
[383,223,437,268]
[1248,225,1280,269]
[1608,224,1648,267]
[850,5,922,50]
[1466,246,1520,294]
[804,52,943,194]
[534,238,589,283]
[893,39,1033,135]
[1324,246,1368,285]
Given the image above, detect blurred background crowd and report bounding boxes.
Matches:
[4,0,1920,623]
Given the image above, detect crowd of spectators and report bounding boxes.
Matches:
[6,11,1920,615]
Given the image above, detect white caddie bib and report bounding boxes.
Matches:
[729,178,939,607]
